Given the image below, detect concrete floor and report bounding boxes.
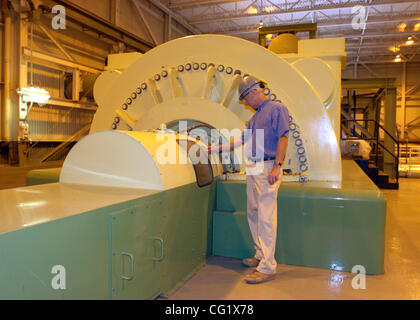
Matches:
[166,178,420,300]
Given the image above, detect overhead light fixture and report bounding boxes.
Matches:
[264,6,274,13]
[247,7,258,15]
[258,20,264,29]
[394,54,402,62]
[397,22,407,32]
[415,22,420,31]
[17,86,51,105]
[406,36,414,45]
[389,45,400,52]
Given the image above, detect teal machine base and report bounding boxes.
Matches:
[4,159,386,299]
[0,182,216,299]
[212,160,386,275]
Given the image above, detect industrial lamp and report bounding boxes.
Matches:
[406,36,414,45]
[17,86,51,105]
[17,86,51,120]
[389,45,400,53]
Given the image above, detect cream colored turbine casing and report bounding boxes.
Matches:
[292,58,336,109]
[278,37,346,142]
[91,35,342,181]
[60,130,221,190]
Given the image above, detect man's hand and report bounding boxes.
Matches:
[268,165,282,185]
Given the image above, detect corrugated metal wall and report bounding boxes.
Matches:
[24,21,102,142]
[25,61,95,142]
[18,1,193,143]
[1,0,195,165]
[0,21,3,133]
[27,105,94,142]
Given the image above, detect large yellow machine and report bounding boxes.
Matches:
[91,34,344,182]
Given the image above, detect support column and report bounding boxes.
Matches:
[259,33,266,47]
[384,88,397,179]
[72,69,80,101]
[367,99,377,137]
[2,1,21,165]
[401,62,407,139]
[18,16,29,166]
[2,0,13,142]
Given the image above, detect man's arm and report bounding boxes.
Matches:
[208,133,245,154]
[268,136,288,185]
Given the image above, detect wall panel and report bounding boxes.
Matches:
[27,105,94,141]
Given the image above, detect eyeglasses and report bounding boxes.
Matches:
[239,87,256,101]
[239,82,261,101]
[241,90,251,100]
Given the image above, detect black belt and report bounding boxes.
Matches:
[249,157,275,162]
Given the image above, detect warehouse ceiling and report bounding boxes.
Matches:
[162,0,420,65]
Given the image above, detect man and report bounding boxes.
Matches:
[208,75,289,284]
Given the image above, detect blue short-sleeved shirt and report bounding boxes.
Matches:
[243,99,289,159]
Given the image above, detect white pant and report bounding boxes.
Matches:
[246,160,282,275]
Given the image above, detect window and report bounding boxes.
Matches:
[177,139,213,187]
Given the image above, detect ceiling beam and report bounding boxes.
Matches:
[146,0,202,34]
[136,1,191,36]
[168,0,248,9]
[346,53,414,59]
[188,0,418,24]
[320,31,420,40]
[220,14,420,36]
[346,59,420,64]
[132,0,158,45]
[345,42,416,51]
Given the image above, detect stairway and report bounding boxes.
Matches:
[341,108,399,190]
[356,159,399,189]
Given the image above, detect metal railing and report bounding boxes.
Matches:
[399,144,420,177]
[341,119,400,185]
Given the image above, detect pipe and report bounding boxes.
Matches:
[2,0,13,141]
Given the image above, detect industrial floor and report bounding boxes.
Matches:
[165,178,420,300]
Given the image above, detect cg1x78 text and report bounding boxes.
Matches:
[164,304,254,317]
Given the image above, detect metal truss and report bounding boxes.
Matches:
[165,0,420,63]
[169,0,418,24]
